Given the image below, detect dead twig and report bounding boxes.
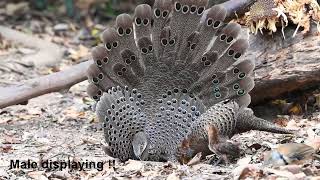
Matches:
[0,61,91,109]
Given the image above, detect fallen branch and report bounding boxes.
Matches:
[221,0,254,19]
[0,61,91,109]
[0,25,63,67]
[247,26,320,104]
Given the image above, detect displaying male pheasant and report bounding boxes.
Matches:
[86,0,292,163]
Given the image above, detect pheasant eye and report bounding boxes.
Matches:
[190,6,197,13]
[125,59,131,64]
[96,60,102,67]
[212,79,219,84]
[162,11,168,18]
[175,2,181,11]
[143,19,149,25]
[117,71,123,76]
[105,43,112,50]
[125,28,132,35]
[141,48,148,54]
[238,72,246,79]
[220,34,227,41]
[182,5,189,14]
[234,52,242,59]
[204,61,211,66]
[190,43,196,50]
[130,55,136,61]
[233,84,240,90]
[227,37,234,43]
[121,67,127,72]
[197,6,205,15]
[154,9,161,17]
[213,87,220,93]
[92,77,98,83]
[148,45,153,51]
[233,68,240,74]
[228,49,235,56]
[169,39,175,45]
[103,57,109,63]
[118,27,124,35]
[237,89,245,96]
[201,56,207,62]
[98,73,104,80]
[161,39,168,46]
[215,92,221,98]
[207,18,213,26]
[112,42,118,48]
[135,17,142,25]
[213,21,221,28]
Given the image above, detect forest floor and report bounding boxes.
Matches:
[1,1,320,179]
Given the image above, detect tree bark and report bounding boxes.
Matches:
[247,26,320,105]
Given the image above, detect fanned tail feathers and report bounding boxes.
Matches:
[86,0,256,161]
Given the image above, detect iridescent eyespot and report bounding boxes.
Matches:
[220,34,226,41]
[112,42,118,48]
[190,6,197,13]
[238,72,246,79]
[215,92,221,98]
[161,39,168,46]
[204,61,211,66]
[237,89,245,95]
[233,83,240,90]
[234,52,242,59]
[148,45,153,52]
[135,18,142,25]
[98,73,104,80]
[143,19,149,25]
[141,48,148,54]
[92,77,98,83]
[169,39,175,45]
[103,57,109,63]
[213,21,220,28]
[207,18,213,26]
[213,87,220,93]
[125,28,132,35]
[182,5,189,14]
[197,7,205,15]
[118,27,124,35]
[154,9,161,17]
[228,49,235,56]
[105,43,112,50]
[130,55,136,61]
[162,11,169,18]
[233,68,240,74]
[213,79,219,84]
[226,37,233,43]
[96,60,102,67]
[175,2,181,11]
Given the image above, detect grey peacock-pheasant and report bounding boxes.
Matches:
[86,0,292,163]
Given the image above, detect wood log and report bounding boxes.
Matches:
[247,26,320,105]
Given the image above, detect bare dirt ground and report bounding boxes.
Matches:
[0,54,319,179]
